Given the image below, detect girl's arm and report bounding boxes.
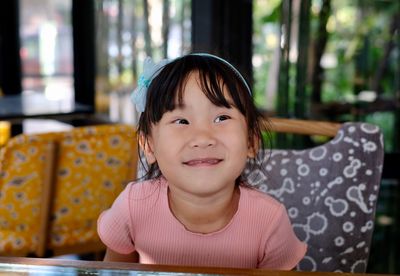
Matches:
[103,247,139,263]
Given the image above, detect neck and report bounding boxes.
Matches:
[168,185,240,234]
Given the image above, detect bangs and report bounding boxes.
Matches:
[174,70,234,109]
[141,55,252,135]
[148,56,248,120]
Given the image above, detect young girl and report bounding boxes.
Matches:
[97,53,307,269]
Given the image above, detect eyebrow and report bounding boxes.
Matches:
[173,100,236,110]
[173,102,187,110]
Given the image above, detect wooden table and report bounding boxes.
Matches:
[0,257,393,276]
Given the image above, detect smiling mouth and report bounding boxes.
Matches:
[183,158,223,166]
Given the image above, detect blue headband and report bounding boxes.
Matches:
[131,53,251,113]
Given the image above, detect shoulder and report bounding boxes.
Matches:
[239,186,285,219]
[240,186,282,209]
[126,177,165,194]
[124,177,167,206]
[126,178,156,189]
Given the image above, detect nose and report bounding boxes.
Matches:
[189,125,216,148]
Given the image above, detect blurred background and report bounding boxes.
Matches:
[0,0,398,273]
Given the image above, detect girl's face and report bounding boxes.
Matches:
[141,72,255,198]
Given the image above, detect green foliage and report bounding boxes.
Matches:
[253,0,399,151]
[365,112,396,152]
[260,2,281,23]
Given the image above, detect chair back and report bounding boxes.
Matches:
[44,124,137,256]
[243,120,384,272]
[0,134,54,257]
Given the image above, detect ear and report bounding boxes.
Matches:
[139,133,157,164]
[247,135,260,158]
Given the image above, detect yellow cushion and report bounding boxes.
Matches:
[0,124,137,254]
[46,125,136,249]
[0,135,52,255]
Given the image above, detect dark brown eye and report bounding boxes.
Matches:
[173,118,189,124]
[214,115,230,123]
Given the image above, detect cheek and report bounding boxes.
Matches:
[224,126,249,152]
[152,131,181,159]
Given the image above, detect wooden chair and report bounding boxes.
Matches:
[0,134,54,257]
[243,118,384,272]
[267,117,341,137]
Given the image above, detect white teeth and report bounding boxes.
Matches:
[185,159,220,165]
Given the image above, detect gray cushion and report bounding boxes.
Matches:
[243,122,384,272]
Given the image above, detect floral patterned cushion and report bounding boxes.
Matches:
[243,122,384,272]
[43,125,137,253]
[0,124,137,256]
[0,135,53,256]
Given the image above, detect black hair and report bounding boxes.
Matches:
[137,54,268,182]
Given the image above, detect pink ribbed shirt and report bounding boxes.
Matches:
[97,178,307,269]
